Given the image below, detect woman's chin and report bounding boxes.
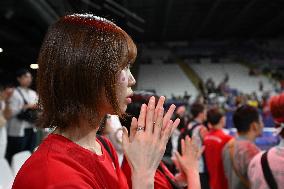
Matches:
[120,104,127,113]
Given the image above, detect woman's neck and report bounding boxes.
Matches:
[54,118,103,155]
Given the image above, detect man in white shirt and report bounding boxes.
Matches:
[5,69,38,163]
[0,82,14,158]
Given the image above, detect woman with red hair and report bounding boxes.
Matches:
[248,93,284,189]
[12,14,181,189]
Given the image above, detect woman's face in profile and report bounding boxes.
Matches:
[115,35,137,113]
[116,64,136,113]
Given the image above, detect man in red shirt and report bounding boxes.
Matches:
[204,108,232,189]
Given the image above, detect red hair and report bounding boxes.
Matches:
[270,93,284,123]
[37,14,137,129]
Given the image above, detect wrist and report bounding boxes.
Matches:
[132,170,155,189]
[185,168,200,183]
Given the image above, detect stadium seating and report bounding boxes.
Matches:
[137,63,198,98]
[190,62,275,94]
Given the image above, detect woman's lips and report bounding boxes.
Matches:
[126,97,132,104]
[126,93,133,104]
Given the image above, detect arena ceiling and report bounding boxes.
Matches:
[0,0,284,70]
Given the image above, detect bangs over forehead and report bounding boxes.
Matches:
[37,13,137,129]
[123,30,137,65]
[66,14,137,67]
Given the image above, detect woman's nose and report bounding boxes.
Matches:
[128,72,136,86]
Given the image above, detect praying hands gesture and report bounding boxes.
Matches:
[122,96,180,189]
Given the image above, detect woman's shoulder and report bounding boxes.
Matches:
[12,134,97,188]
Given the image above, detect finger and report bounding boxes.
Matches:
[185,135,192,153]
[161,120,173,145]
[170,118,180,136]
[154,96,165,120]
[160,118,177,140]
[172,154,181,171]
[185,135,192,145]
[181,139,186,155]
[137,104,147,129]
[145,96,155,134]
[153,107,164,139]
[129,117,138,141]
[172,118,180,128]
[191,135,198,147]
[122,126,130,152]
[163,104,176,130]
[174,151,182,165]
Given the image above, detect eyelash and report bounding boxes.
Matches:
[125,63,132,70]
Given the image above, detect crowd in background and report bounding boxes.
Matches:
[120,90,284,189]
[1,68,284,189]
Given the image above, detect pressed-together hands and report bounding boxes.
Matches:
[122,96,180,189]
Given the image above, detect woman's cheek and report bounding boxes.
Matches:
[118,70,128,86]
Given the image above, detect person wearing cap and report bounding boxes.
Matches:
[248,93,284,189]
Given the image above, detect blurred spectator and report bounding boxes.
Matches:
[178,103,209,189]
[222,105,263,189]
[98,114,124,166]
[183,91,191,102]
[0,82,14,158]
[203,108,232,189]
[248,93,284,189]
[171,105,188,160]
[247,93,259,108]
[205,78,216,94]
[224,73,230,83]
[198,81,207,97]
[5,69,38,163]
[259,81,264,91]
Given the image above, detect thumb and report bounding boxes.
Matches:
[172,155,181,171]
[174,151,182,164]
[122,126,130,151]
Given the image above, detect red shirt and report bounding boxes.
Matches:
[121,158,175,189]
[12,134,128,189]
[203,129,232,189]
